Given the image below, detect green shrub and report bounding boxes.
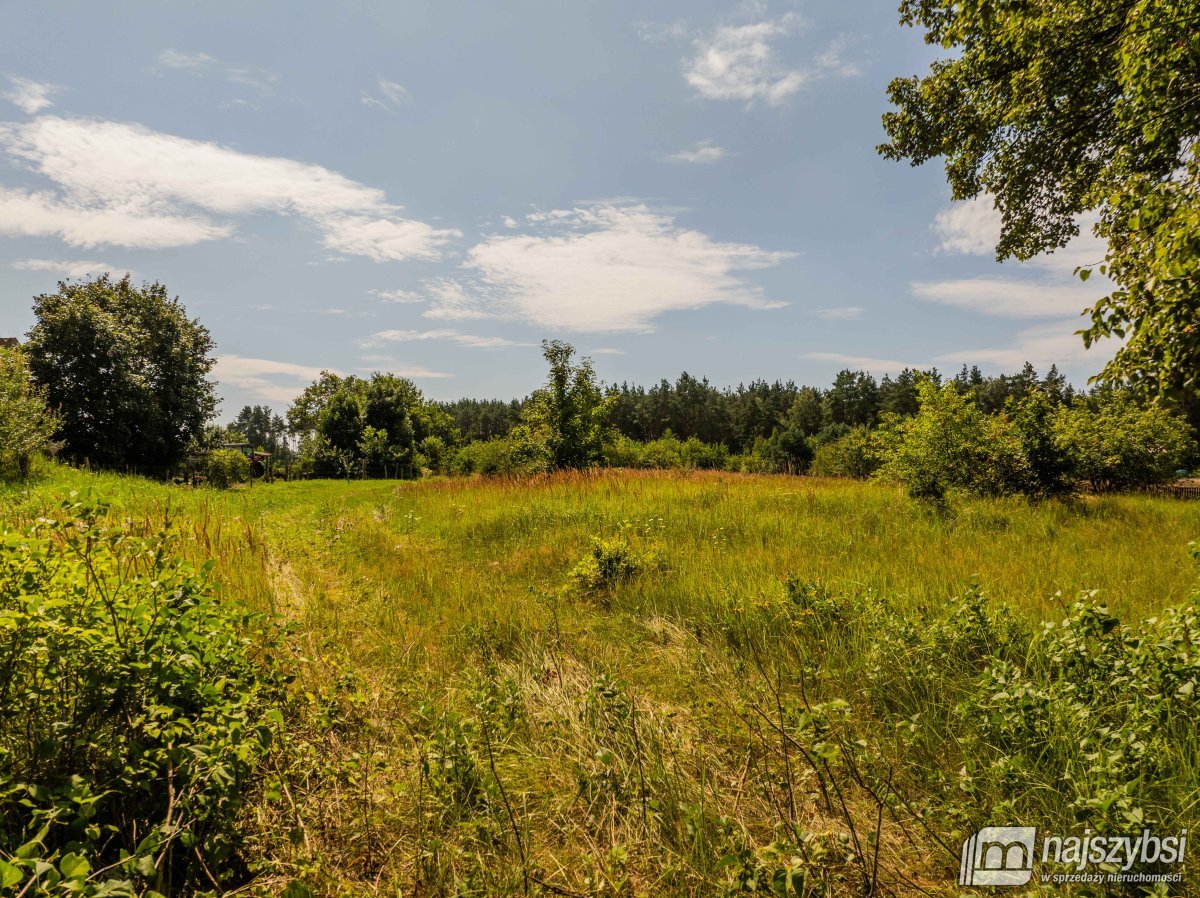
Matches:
[639,436,684,469]
[568,536,655,593]
[0,346,59,481]
[876,380,1027,499]
[0,497,288,896]
[678,436,729,470]
[416,435,450,475]
[1053,392,1195,491]
[809,426,883,479]
[203,448,250,488]
[959,592,1200,833]
[601,433,646,468]
[451,432,551,477]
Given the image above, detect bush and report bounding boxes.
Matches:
[809,426,883,479]
[0,346,59,480]
[639,436,684,469]
[1053,392,1195,491]
[601,433,646,468]
[679,436,729,470]
[876,380,1027,499]
[204,448,251,488]
[451,430,551,477]
[568,536,656,593]
[0,498,288,896]
[416,435,450,475]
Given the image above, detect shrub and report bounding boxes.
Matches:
[678,436,729,470]
[204,448,251,488]
[568,536,655,593]
[1053,392,1195,491]
[0,498,288,896]
[809,426,883,479]
[1005,390,1075,497]
[639,436,684,469]
[0,346,59,480]
[876,380,1027,499]
[416,435,450,475]
[601,434,646,468]
[451,431,551,477]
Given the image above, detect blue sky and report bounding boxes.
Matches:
[0,0,1116,417]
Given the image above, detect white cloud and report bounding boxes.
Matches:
[426,202,793,332]
[12,258,128,278]
[665,140,728,164]
[422,277,493,321]
[369,288,423,303]
[803,351,915,374]
[933,194,1107,273]
[911,278,1096,319]
[589,347,625,355]
[0,116,458,258]
[936,321,1118,372]
[684,16,860,106]
[812,306,864,320]
[157,50,277,94]
[0,185,230,248]
[357,356,453,378]
[637,20,690,42]
[362,328,527,350]
[932,196,1001,257]
[2,77,62,114]
[361,77,412,112]
[214,355,341,403]
[918,194,1110,319]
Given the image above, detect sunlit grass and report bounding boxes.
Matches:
[5,464,1199,895]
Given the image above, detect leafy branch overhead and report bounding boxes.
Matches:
[879,0,1200,399]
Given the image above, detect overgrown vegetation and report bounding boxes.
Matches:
[0,345,58,480]
[4,467,1198,895]
[0,496,289,896]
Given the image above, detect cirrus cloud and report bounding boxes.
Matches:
[2,76,62,114]
[214,355,343,403]
[684,16,862,107]
[0,115,458,259]
[361,328,528,350]
[423,202,794,332]
[12,257,131,278]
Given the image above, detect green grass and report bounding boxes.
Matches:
[5,465,1200,896]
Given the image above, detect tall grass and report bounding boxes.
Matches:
[4,465,1199,895]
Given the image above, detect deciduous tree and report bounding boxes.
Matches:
[25,274,216,471]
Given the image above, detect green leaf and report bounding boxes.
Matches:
[134,853,158,879]
[0,861,22,890]
[59,852,90,879]
[281,880,315,898]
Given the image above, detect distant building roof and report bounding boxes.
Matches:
[0,337,19,348]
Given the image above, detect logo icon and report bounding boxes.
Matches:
[960,826,1037,886]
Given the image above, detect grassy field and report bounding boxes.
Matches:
[5,467,1200,896]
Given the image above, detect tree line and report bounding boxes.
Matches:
[1,274,1196,497]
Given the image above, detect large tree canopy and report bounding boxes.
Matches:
[25,274,217,471]
[287,371,458,476]
[879,0,1200,401]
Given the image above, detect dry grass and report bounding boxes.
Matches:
[5,466,1199,896]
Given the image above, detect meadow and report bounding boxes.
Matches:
[4,466,1200,896]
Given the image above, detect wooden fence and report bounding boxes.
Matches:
[1148,483,1200,500]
